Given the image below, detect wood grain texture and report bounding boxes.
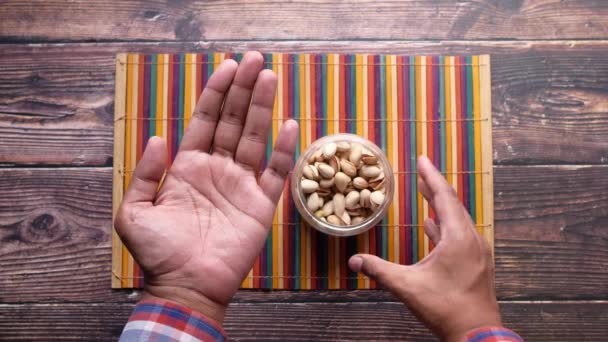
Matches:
[1,302,606,341]
[0,166,605,303]
[1,0,607,41]
[1,41,607,166]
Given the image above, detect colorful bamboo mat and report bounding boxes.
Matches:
[112,53,493,289]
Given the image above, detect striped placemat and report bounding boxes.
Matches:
[112,53,493,289]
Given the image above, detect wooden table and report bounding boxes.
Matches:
[1,1,607,340]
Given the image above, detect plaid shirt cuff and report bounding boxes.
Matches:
[465,326,524,342]
[120,299,227,342]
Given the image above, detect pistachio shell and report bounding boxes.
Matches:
[320,217,328,223]
[315,150,325,162]
[361,153,378,165]
[340,159,357,177]
[319,177,335,189]
[322,200,334,216]
[301,179,319,194]
[349,143,362,165]
[317,194,324,208]
[352,177,369,190]
[370,190,385,206]
[307,192,321,212]
[340,212,351,225]
[333,193,346,217]
[370,172,385,182]
[327,214,342,226]
[359,189,371,208]
[328,155,341,173]
[303,164,320,180]
[369,177,386,191]
[344,185,356,194]
[340,151,351,162]
[347,207,365,217]
[351,216,366,225]
[359,165,381,178]
[322,142,337,159]
[308,149,323,163]
[314,209,325,218]
[334,172,351,193]
[317,163,335,179]
[316,188,331,197]
[336,141,351,152]
[345,191,361,209]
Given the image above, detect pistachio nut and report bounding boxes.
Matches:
[359,165,381,178]
[370,190,385,208]
[317,163,335,179]
[303,164,320,180]
[322,142,337,159]
[340,159,357,177]
[352,177,368,190]
[345,191,361,209]
[322,200,334,216]
[327,214,342,226]
[328,155,341,173]
[340,212,351,225]
[301,179,319,194]
[333,193,345,217]
[307,192,321,212]
[319,177,335,189]
[336,141,350,152]
[349,143,362,165]
[316,188,331,197]
[361,152,378,165]
[359,189,371,208]
[351,216,366,225]
[334,172,351,193]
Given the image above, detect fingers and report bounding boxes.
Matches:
[259,120,299,203]
[417,155,465,231]
[423,218,441,245]
[349,254,404,292]
[212,51,265,157]
[234,69,277,172]
[179,59,238,153]
[122,137,168,204]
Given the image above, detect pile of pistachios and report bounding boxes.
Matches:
[300,141,386,227]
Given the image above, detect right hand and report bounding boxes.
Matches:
[348,155,500,341]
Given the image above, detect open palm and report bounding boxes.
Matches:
[115,52,298,324]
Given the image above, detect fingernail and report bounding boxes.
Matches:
[349,256,363,272]
[418,155,430,166]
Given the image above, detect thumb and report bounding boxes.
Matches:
[122,136,168,205]
[349,254,405,291]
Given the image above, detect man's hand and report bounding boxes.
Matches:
[115,51,298,325]
[349,156,500,341]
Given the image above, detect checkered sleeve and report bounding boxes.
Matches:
[465,326,524,342]
[120,299,227,342]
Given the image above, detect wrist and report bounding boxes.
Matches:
[142,285,227,326]
[443,305,502,342]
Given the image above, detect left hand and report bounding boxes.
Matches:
[114,51,298,324]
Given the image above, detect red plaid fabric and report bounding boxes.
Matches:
[120,299,226,341]
[465,326,524,342]
[120,299,523,341]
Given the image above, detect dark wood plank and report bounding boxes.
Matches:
[1,0,607,41]
[0,166,606,303]
[1,302,606,341]
[1,41,607,166]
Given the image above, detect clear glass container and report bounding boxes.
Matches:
[291,134,394,237]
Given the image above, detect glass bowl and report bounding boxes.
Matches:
[291,134,394,237]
